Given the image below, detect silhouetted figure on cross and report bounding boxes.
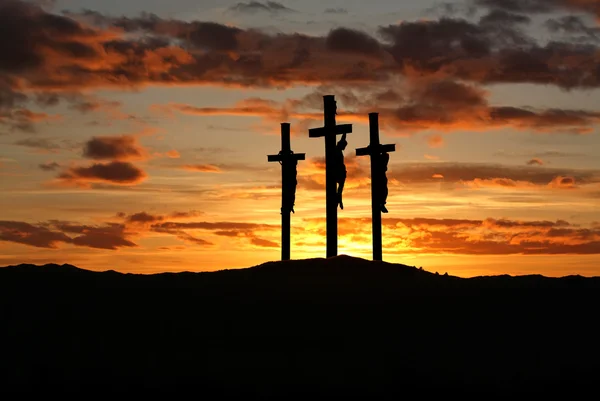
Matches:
[378,152,389,213]
[335,133,348,210]
[281,151,298,214]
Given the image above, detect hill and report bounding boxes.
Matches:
[1,255,599,397]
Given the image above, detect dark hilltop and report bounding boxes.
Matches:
[1,255,599,397]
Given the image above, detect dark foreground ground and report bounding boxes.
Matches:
[1,255,599,397]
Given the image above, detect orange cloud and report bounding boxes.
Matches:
[527,158,544,166]
[301,217,600,255]
[388,162,600,188]
[427,134,445,148]
[165,150,181,159]
[182,164,222,173]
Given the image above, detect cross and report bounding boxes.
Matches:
[308,95,353,258]
[356,113,396,261]
[268,123,305,261]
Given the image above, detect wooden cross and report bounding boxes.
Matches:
[308,95,353,258]
[356,113,395,261]
[268,123,305,261]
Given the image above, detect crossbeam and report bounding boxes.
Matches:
[356,143,396,157]
[268,154,305,162]
[309,124,353,138]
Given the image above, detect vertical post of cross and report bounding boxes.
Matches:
[369,113,383,261]
[268,123,305,261]
[356,113,396,261]
[324,96,338,258]
[280,123,292,260]
[309,95,353,258]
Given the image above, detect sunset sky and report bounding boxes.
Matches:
[1,0,600,277]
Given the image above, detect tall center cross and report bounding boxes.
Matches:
[308,95,353,258]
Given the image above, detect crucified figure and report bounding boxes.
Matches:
[335,133,347,210]
[378,151,390,213]
[280,151,298,214]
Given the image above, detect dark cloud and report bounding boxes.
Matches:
[472,0,600,19]
[379,17,600,89]
[0,0,599,140]
[83,135,147,161]
[545,15,600,41]
[472,0,558,13]
[38,161,60,171]
[15,137,61,151]
[326,28,384,57]
[325,8,348,14]
[479,10,531,25]
[58,161,147,186]
[125,212,164,224]
[0,220,72,248]
[0,219,136,250]
[229,1,296,14]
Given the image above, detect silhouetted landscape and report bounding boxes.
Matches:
[2,255,599,396]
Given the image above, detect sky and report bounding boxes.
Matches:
[1,0,600,277]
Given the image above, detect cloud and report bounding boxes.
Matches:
[164,150,180,158]
[1,0,600,144]
[83,135,148,161]
[38,161,60,171]
[182,164,222,173]
[175,232,214,246]
[302,216,600,255]
[427,134,445,148]
[57,161,147,187]
[0,220,72,248]
[548,175,578,188]
[1,108,61,133]
[228,1,296,14]
[388,162,600,188]
[378,16,600,89]
[545,15,600,41]
[325,8,348,14]
[527,158,544,165]
[125,212,164,224]
[1,0,598,111]
[170,81,600,135]
[250,237,279,248]
[149,219,277,248]
[325,28,384,57]
[471,0,600,20]
[0,220,136,250]
[15,138,62,151]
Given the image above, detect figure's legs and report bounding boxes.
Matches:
[337,179,345,210]
[380,176,388,213]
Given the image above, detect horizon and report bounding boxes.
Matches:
[1,0,600,278]
[6,253,600,279]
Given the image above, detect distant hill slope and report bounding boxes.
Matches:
[1,255,599,396]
